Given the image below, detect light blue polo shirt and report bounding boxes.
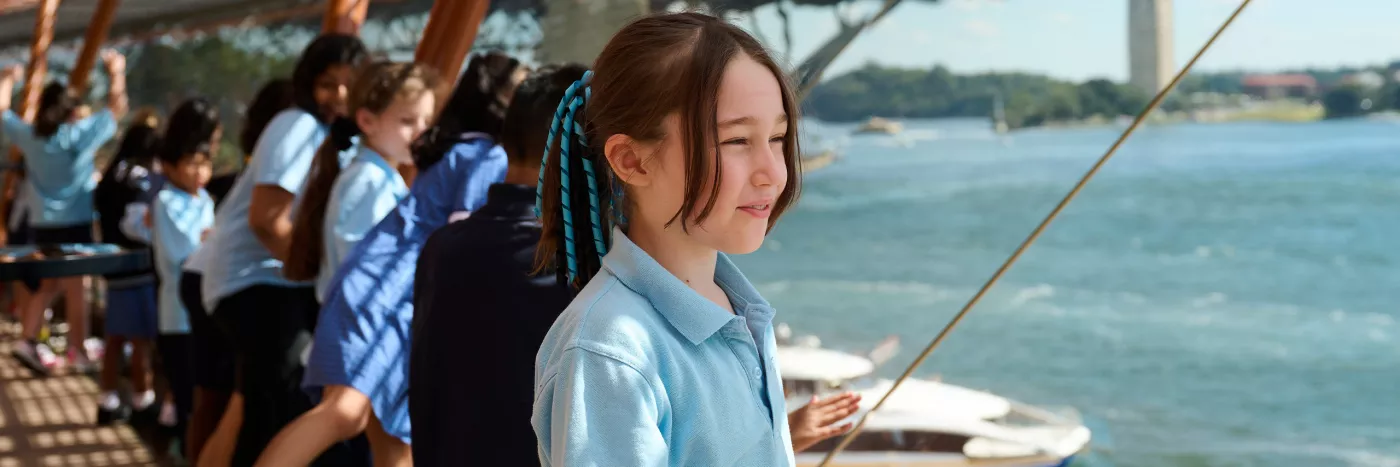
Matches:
[2,108,117,227]
[532,227,795,467]
[151,185,214,334]
[201,108,327,310]
[316,146,408,302]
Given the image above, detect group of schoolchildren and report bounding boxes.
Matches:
[0,11,869,467]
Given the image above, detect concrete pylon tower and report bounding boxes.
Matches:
[1128,0,1174,95]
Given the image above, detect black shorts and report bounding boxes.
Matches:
[211,284,367,467]
[7,224,29,245]
[179,271,235,392]
[157,333,193,429]
[31,223,94,244]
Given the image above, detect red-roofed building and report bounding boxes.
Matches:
[1241,74,1319,99]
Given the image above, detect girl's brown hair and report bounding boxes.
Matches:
[283,61,441,281]
[535,12,803,288]
[33,83,81,138]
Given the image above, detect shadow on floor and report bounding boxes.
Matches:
[0,321,160,466]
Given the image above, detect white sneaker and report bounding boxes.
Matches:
[84,337,104,361]
[12,340,55,375]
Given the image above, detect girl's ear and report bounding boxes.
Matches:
[354,107,376,133]
[605,133,651,188]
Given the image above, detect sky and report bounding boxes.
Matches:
[743,0,1400,81]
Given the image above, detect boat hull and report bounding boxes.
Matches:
[796,453,1076,467]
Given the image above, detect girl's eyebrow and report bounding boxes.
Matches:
[718,116,752,128]
[719,114,787,129]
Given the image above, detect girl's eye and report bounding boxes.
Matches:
[722,138,748,146]
[769,135,785,143]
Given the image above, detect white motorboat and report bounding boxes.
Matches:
[776,325,1091,467]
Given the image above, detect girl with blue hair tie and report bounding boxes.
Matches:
[532,12,859,467]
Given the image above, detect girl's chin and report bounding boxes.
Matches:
[717,230,769,256]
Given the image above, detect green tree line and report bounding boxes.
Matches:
[124,34,297,170]
[804,61,1400,125]
[804,64,1152,128]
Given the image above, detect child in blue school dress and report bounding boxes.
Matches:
[264,61,440,466]
[197,33,369,467]
[252,52,527,466]
[531,12,830,466]
[281,62,440,304]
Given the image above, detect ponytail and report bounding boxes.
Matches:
[284,117,358,281]
[534,71,620,289]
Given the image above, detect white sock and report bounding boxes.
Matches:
[159,401,177,427]
[99,391,121,410]
[131,390,155,411]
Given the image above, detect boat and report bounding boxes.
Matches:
[800,121,844,174]
[854,117,904,135]
[775,324,1091,467]
[801,150,839,173]
[991,92,1010,134]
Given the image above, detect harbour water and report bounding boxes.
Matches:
[738,118,1400,467]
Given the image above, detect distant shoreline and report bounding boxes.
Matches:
[813,100,1328,131]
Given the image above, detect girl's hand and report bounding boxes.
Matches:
[2,65,22,82]
[101,50,125,74]
[788,392,861,452]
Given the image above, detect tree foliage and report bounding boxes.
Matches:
[805,64,1151,128]
[1321,85,1368,119]
[125,34,297,169]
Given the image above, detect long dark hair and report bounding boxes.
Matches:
[33,82,80,138]
[534,12,803,288]
[291,34,369,122]
[158,98,222,167]
[105,124,161,174]
[283,62,441,281]
[240,78,296,156]
[410,51,523,170]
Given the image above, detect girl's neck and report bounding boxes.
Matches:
[363,140,407,167]
[627,219,718,291]
[169,179,199,196]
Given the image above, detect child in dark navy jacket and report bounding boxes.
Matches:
[93,116,163,425]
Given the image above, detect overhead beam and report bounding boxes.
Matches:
[0,0,436,57]
[415,0,488,78]
[324,0,370,34]
[412,0,450,68]
[68,0,120,91]
[434,0,488,77]
[1,0,59,239]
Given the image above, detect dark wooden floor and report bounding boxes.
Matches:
[0,322,156,466]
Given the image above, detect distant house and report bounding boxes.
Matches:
[1241,74,1318,99]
